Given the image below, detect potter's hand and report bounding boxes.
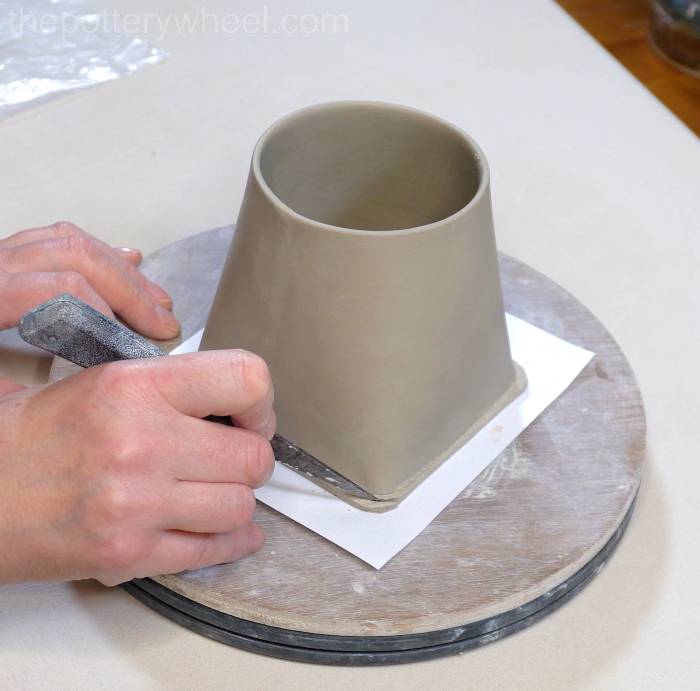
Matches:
[0,350,276,585]
[0,222,180,339]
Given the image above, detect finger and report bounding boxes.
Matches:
[140,525,264,578]
[1,235,180,339]
[0,376,25,397]
[111,247,173,310]
[113,247,143,266]
[162,482,257,533]
[232,386,276,440]
[0,221,80,248]
[112,249,173,310]
[259,407,277,441]
[164,418,274,486]
[3,222,131,258]
[143,281,173,310]
[1,223,174,310]
[136,350,275,436]
[0,271,114,329]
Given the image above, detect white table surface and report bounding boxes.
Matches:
[1,1,698,689]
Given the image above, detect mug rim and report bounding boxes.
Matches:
[251,100,490,237]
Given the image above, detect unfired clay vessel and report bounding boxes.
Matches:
[201,101,526,509]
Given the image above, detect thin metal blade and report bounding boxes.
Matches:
[19,294,379,502]
[270,434,378,500]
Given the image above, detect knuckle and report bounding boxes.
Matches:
[231,350,272,402]
[100,430,141,472]
[95,481,133,523]
[56,270,90,296]
[50,220,79,236]
[93,531,144,574]
[92,361,141,400]
[109,264,147,310]
[62,232,93,258]
[243,434,274,487]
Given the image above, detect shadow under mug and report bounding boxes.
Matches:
[201,101,526,509]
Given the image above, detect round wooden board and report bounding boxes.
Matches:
[51,226,646,664]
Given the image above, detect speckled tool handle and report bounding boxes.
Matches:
[19,293,165,366]
[18,293,379,502]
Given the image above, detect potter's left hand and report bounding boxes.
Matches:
[0,221,180,339]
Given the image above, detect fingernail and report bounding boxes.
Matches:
[247,524,266,554]
[147,281,173,310]
[265,409,277,441]
[157,305,181,336]
[117,247,142,261]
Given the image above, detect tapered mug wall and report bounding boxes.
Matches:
[201,102,526,508]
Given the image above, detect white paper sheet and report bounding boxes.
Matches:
[171,315,593,569]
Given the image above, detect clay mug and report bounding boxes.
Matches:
[201,101,526,508]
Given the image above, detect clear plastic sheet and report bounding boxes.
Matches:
[0,0,167,120]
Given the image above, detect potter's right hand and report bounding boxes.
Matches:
[0,350,276,586]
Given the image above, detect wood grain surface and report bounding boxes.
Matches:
[557,0,700,135]
[51,227,646,637]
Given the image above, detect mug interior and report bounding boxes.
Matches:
[257,103,483,231]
